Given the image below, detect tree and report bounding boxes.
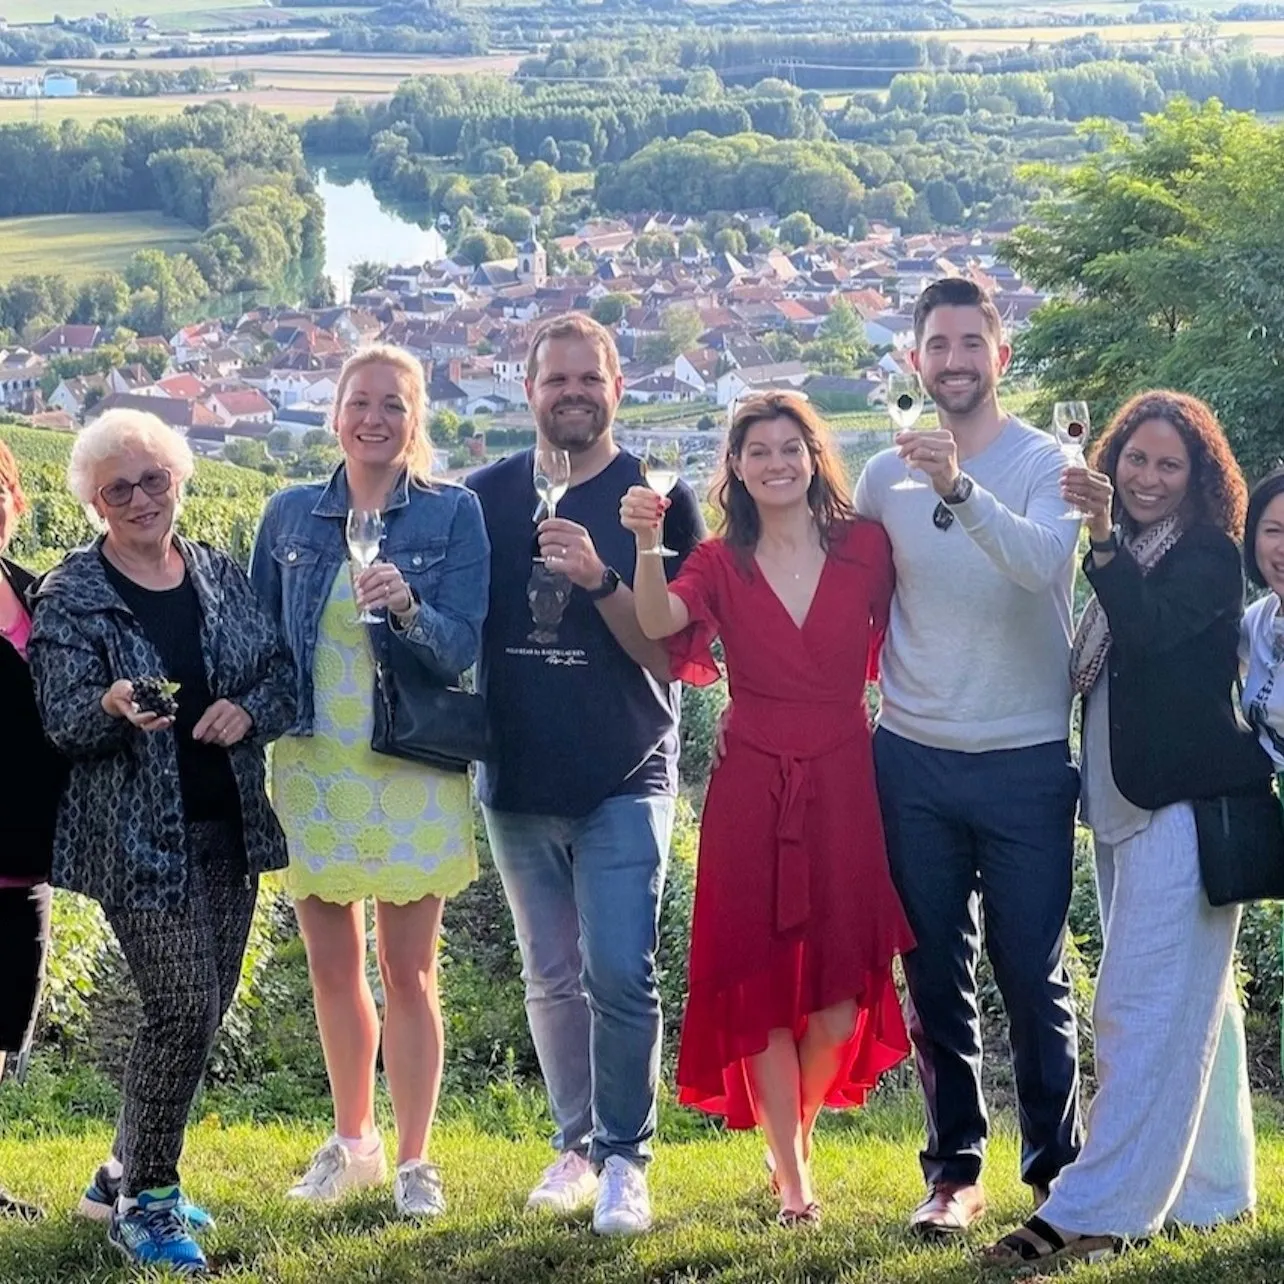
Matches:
[223,438,269,469]
[513,160,562,209]
[678,230,703,259]
[1005,99,1284,477]
[777,211,816,249]
[558,140,592,171]
[267,427,295,455]
[640,306,702,365]
[430,408,461,446]
[495,204,534,243]
[712,227,748,257]
[302,428,334,449]
[591,293,634,326]
[537,136,560,168]
[763,331,802,362]
[818,298,867,352]
[133,344,170,380]
[350,261,389,295]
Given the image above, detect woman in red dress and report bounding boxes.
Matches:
[622,392,914,1225]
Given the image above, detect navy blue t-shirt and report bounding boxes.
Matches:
[468,447,705,817]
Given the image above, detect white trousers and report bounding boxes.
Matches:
[1040,802,1256,1239]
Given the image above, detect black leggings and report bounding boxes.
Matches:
[0,883,51,1055]
[103,822,258,1197]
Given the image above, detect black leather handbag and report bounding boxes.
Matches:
[370,640,491,775]
[1193,778,1284,906]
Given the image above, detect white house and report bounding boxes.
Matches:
[0,349,44,409]
[673,347,719,396]
[715,361,809,408]
[864,313,917,350]
[625,372,694,405]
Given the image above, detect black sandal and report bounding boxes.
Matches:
[0,1187,43,1221]
[777,1202,821,1229]
[981,1214,1121,1268]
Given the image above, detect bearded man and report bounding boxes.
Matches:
[853,278,1084,1238]
[467,313,704,1235]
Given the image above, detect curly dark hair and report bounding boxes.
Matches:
[711,392,857,561]
[1088,390,1247,540]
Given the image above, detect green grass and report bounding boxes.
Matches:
[0,211,199,284]
[2,1100,1284,1282]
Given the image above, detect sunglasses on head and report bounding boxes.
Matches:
[98,468,172,508]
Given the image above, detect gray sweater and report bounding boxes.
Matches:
[854,416,1078,753]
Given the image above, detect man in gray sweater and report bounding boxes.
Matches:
[855,278,1082,1236]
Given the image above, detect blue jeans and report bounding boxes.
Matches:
[873,728,1082,1191]
[483,793,674,1167]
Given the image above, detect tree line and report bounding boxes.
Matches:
[0,104,322,336]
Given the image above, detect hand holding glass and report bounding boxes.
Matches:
[346,508,384,624]
[888,373,926,491]
[1052,401,1091,521]
[532,446,571,563]
[641,439,680,557]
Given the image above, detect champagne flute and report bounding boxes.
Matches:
[641,438,681,558]
[1052,400,1091,521]
[346,508,384,624]
[888,372,927,491]
[532,445,571,562]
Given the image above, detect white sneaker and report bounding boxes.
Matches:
[285,1135,387,1201]
[393,1160,446,1219]
[592,1155,652,1236]
[525,1151,598,1213]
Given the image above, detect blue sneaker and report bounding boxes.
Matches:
[109,1187,207,1275]
[79,1165,214,1231]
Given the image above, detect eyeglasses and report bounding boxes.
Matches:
[933,501,955,532]
[98,468,172,508]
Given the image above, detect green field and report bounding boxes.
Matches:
[0,211,199,284]
[1,1103,1284,1283]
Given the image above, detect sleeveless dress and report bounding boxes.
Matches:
[666,524,914,1127]
[272,568,476,904]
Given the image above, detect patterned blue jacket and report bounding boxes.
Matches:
[27,536,296,911]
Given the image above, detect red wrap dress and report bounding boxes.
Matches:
[667,521,914,1127]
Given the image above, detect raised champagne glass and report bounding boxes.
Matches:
[888,372,927,491]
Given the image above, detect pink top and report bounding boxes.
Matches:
[0,603,31,661]
[1,597,42,888]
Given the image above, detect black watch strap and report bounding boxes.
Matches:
[1089,529,1120,554]
[941,474,974,506]
[586,566,622,601]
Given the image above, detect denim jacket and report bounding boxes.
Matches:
[249,464,490,734]
[26,536,296,911]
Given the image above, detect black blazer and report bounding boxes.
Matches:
[1085,524,1273,810]
[0,558,68,881]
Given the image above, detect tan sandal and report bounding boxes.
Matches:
[980,1214,1121,1269]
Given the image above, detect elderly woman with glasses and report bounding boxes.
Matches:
[26,408,295,1276]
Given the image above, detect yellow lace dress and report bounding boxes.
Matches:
[273,568,477,904]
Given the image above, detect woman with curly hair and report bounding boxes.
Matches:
[984,391,1271,1269]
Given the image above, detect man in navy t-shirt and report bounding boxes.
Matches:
[468,314,703,1236]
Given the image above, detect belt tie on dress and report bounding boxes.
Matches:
[730,715,864,936]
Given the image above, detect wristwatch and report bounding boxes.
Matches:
[585,566,622,601]
[1089,528,1120,554]
[941,473,975,506]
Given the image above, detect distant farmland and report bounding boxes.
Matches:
[0,51,526,126]
[0,211,199,283]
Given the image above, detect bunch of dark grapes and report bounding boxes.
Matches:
[132,677,180,718]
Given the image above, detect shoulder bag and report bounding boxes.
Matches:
[370,637,491,775]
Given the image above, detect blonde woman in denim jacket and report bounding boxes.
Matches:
[250,345,489,1220]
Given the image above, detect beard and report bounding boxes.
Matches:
[924,368,994,417]
[534,397,611,451]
